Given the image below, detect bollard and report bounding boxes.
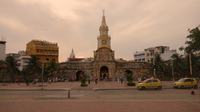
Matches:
[68,90,70,98]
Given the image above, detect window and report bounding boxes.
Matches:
[48,51,50,54]
[56,51,58,54]
[146,80,152,83]
[46,58,49,61]
[184,79,191,82]
[44,50,47,53]
[52,51,54,54]
[37,50,39,53]
[153,80,158,82]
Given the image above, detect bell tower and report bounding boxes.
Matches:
[97,10,111,49]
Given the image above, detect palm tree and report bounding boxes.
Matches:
[47,59,58,78]
[24,54,41,79]
[171,53,186,78]
[4,56,20,82]
[0,60,6,83]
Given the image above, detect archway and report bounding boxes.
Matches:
[76,71,83,81]
[100,66,109,81]
[125,70,132,76]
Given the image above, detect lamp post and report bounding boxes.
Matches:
[41,60,47,90]
[41,61,44,89]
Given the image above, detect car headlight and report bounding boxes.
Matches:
[137,84,141,87]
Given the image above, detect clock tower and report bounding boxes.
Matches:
[97,11,111,50]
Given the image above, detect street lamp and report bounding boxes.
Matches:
[41,60,47,89]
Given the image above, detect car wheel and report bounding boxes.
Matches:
[194,85,198,89]
[141,86,145,90]
[180,85,184,89]
[157,86,162,90]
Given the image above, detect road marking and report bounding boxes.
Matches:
[187,101,200,106]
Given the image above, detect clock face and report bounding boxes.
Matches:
[102,40,106,44]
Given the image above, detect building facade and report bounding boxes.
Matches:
[60,13,151,81]
[0,40,6,61]
[134,46,177,62]
[26,40,59,62]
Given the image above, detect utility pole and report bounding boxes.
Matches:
[153,53,156,77]
[189,53,194,95]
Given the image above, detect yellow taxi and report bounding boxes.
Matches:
[137,78,162,90]
[173,78,198,89]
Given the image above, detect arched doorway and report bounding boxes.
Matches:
[76,71,83,81]
[125,70,132,76]
[100,66,109,81]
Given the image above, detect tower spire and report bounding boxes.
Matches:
[101,9,107,27]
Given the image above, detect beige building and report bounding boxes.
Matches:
[60,13,151,81]
[0,39,6,61]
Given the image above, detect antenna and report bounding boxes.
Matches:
[102,9,105,16]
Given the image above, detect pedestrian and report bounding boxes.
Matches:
[88,78,90,84]
[121,77,123,84]
[95,77,97,84]
[15,79,17,83]
[105,76,107,81]
[124,78,127,86]
[117,77,119,82]
[56,77,58,82]
[26,81,29,86]
[138,77,141,83]
[71,77,73,83]
[18,78,20,85]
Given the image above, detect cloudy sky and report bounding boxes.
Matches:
[0,0,200,62]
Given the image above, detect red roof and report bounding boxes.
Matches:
[68,58,85,61]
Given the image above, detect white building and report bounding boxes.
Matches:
[0,40,6,61]
[17,56,31,71]
[134,46,177,62]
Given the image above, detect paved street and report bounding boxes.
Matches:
[0,81,200,112]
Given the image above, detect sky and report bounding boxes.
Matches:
[0,0,200,62]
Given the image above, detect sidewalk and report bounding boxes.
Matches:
[0,81,176,91]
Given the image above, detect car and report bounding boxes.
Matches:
[173,78,198,89]
[137,78,162,90]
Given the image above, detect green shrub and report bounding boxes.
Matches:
[80,84,88,86]
[127,82,135,86]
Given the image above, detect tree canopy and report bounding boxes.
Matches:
[180,26,200,53]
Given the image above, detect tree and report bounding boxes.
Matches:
[183,27,200,53]
[24,54,41,79]
[126,73,135,86]
[171,53,186,78]
[47,59,58,78]
[4,56,20,82]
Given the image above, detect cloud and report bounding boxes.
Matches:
[0,0,200,62]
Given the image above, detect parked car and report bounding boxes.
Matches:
[173,78,198,89]
[137,78,162,90]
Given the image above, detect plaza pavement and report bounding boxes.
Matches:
[0,80,196,91]
[1,81,200,112]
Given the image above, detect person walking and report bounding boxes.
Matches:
[88,78,90,84]
[117,77,119,82]
[124,78,127,86]
[95,77,97,84]
[121,77,123,84]
[138,77,141,83]
[18,78,20,85]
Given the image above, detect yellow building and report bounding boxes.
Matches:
[26,39,59,62]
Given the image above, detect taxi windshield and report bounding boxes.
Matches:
[142,79,148,83]
[177,78,185,82]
